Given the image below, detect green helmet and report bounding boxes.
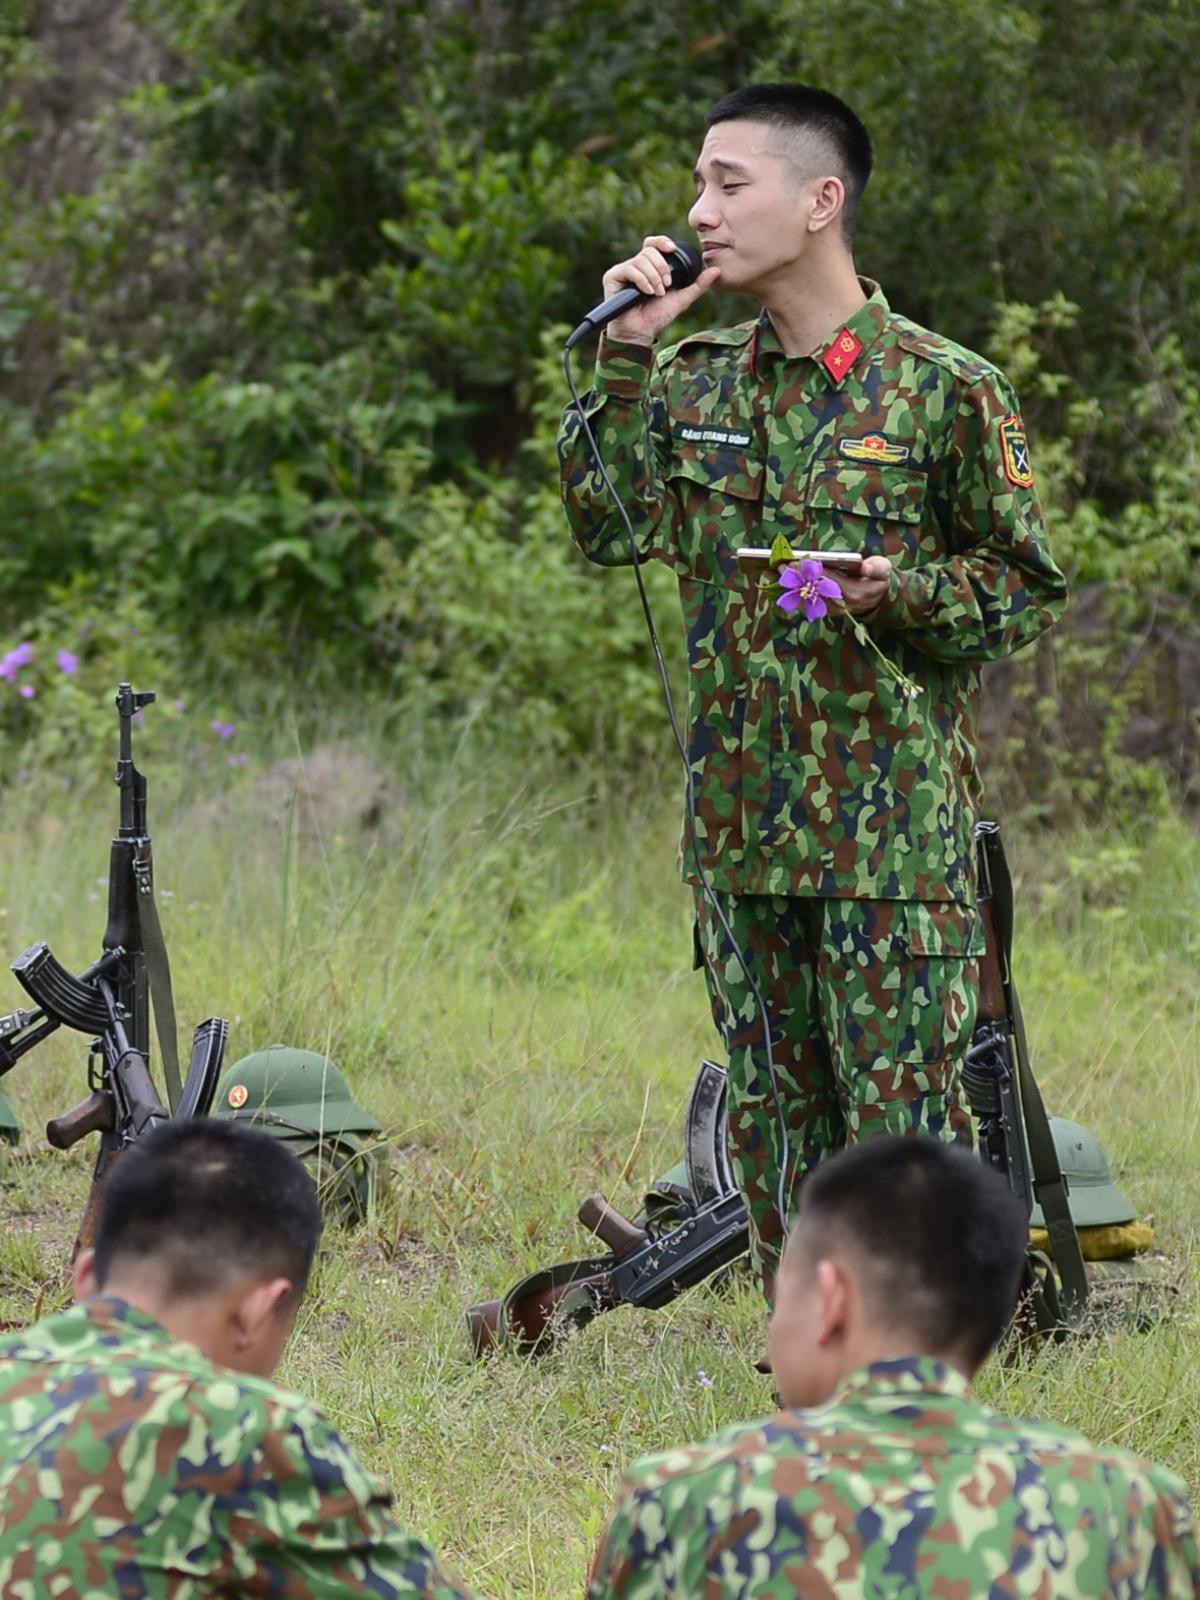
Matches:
[0,1085,19,1146]
[213,1046,385,1225]
[214,1046,382,1137]
[1029,1116,1136,1229]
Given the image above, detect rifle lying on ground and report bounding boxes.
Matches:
[466,818,1087,1354]
[0,685,230,1259]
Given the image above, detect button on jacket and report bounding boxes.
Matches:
[559,282,1068,904]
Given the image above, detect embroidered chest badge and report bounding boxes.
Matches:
[1000,415,1035,487]
[838,433,911,466]
[821,327,863,383]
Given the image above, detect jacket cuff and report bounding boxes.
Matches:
[866,566,932,630]
[593,336,656,401]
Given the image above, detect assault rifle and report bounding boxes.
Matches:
[466,819,1087,1354]
[0,685,230,1258]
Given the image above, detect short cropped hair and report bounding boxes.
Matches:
[794,1138,1028,1365]
[707,83,873,244]
[93,1120,322,1303]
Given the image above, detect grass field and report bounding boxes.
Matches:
[0,719,1196,1597]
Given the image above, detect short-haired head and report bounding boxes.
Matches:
[789,1137,1028,1368]
[93,1119,323,1306]
[706,83,873,244]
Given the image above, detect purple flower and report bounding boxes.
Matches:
[227,752,249,768]
[210,719,236,739]
[0,642,34,682]
[778,559,843,622]
[57,649,79,675]
[19,684,34,700]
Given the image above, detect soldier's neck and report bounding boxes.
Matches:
[762,254,866,358]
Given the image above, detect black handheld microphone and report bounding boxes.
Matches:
[564,239,703,350]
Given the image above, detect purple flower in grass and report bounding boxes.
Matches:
[19,684,34,700]
[57,649,79,675]
[210,719,236,739]
[777,559,842,622]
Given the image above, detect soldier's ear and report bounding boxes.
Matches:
[815,1256,851,1346]
[233,1276,295,1348]
[807,175,846,236]
[72,1247,99,1303]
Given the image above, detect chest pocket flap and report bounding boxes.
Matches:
[807,459,926,523]
[668,439,764,503]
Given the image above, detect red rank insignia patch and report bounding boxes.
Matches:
[822,327,863,384]
[1000,415,1035,487]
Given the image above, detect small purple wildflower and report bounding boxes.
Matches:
[210,719,236,739]
[57,649,79,675]
[19,684,34,700]
[227,751,249,768]
[778,560,843,622]
[0,642,34,682]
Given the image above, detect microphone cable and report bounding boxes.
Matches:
[562,342,794,1246]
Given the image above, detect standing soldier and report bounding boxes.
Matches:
[558,84,1068,1300]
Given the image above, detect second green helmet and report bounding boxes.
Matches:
[1029,1115,1136,1229]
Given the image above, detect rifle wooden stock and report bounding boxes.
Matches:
[463,1287,607,1356]
[976,895,1008,1024]
[46,1091,114,1150]
[70,1148,122,1264]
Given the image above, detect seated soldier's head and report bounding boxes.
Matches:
[74,1119,322,1379]
[769,1137,1028,1408]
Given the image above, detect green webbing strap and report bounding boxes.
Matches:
[1010,989,1089,1318]
[133,851,182,1113]
[983,825,1089,1322]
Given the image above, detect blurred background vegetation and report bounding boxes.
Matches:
[0,0,1197,814]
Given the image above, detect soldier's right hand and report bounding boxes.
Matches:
[604,235,720,346]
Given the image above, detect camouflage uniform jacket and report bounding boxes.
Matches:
[0,1297,474,1599]
[558,282,1068,903]
[588,1355,1200,1598]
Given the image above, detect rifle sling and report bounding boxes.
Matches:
[1011,987,1089,1318]
[985,828,1089,1321]
[133,852,182,1114]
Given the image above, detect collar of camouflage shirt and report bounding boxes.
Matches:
[830,1353,971,1408]
[75,1295,178,1347]
[749,277,888,387]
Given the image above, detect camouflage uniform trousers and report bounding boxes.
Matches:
[696,889,979,1291]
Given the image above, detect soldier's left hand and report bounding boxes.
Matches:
[837,555,892,615]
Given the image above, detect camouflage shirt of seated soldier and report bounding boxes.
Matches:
[215,1044,387,1223]
[0,1120,474,1599]
[589,1137,1200,1600]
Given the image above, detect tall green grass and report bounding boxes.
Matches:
[0,720,1195,1596]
